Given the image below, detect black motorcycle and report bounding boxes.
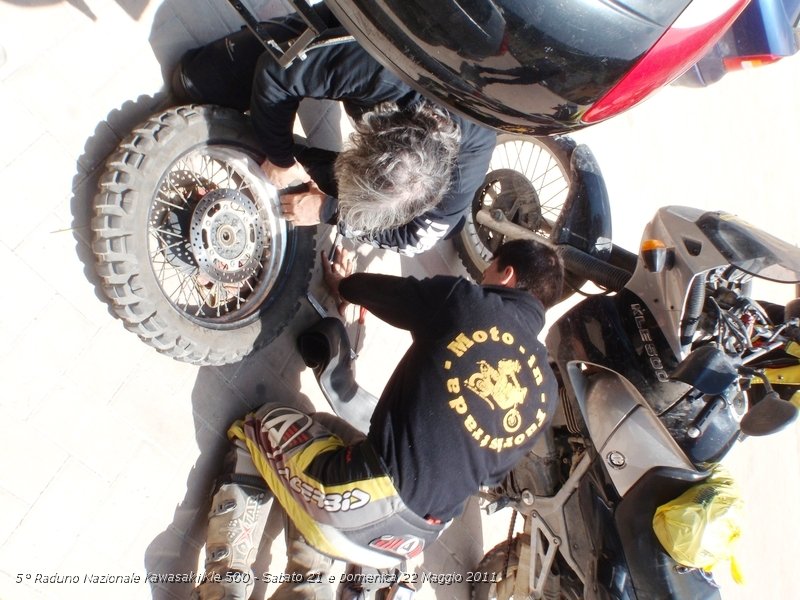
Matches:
[469,142,800,600]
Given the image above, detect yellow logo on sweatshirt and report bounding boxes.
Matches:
[464,359,527,432]
[443,327,549,451]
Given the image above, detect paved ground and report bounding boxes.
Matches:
[0,1,798,600]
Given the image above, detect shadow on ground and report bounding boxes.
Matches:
[0,0,149,21]
[144,325,318,599]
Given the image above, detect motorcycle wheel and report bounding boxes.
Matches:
[453,134,571,281]
[92,105,316,366]
[472,537,581,600]
[472,538,520,600]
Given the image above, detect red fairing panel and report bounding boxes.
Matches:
[583,0,751,123]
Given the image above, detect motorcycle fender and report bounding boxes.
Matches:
[568,363,696,496]
[550,144,613,260]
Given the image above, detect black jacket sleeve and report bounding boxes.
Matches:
[250,41,414,166]
[339,273,461,333]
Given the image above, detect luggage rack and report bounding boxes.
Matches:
[225,0,354,68]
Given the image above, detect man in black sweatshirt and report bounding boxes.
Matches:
[191,239,563,600]
[174,6,496,256]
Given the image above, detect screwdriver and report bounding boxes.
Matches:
[328,230,342,262]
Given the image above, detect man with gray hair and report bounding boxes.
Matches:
[245,7,497,256]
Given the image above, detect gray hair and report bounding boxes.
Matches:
[334,101,461,235]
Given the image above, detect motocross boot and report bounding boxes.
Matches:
[337,563,414,600]
[269,518,335,600]
[192,441,271,600]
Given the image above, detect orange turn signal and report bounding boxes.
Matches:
[641,239,669,272]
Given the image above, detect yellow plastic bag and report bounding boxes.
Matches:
[652,466,745,584]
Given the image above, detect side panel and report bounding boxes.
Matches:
[569,369,695,496]
[571,459,721,600]
[574,457,637,600]
[615,468,721,600]
[546,290,689,415]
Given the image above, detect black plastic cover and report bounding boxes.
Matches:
[546,289,688,414]
[324,0,691,134]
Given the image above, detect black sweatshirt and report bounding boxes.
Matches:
[339,273,557,521]
[250,39,496,255]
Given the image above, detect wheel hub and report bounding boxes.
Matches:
[479,168,542,230]
[190,188,267,284]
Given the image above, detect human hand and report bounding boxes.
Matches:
[280,180,325,225]
[261,159,310,190]
[321,245,354,315]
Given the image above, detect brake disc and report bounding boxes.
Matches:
[481,168,543,230]
[150,169,202,269]
[189,188,267,284]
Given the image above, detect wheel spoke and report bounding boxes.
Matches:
[458,137,571,278]
[523,142,536,178]
[528,145,543,183]
[154,193,186,211]
[145,145,287,324]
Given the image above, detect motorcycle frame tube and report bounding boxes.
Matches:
[505,368,709,598]
[505,453,592,594]
[504,360,697,596]
[509,444,717,599]
[507,451,638,600]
